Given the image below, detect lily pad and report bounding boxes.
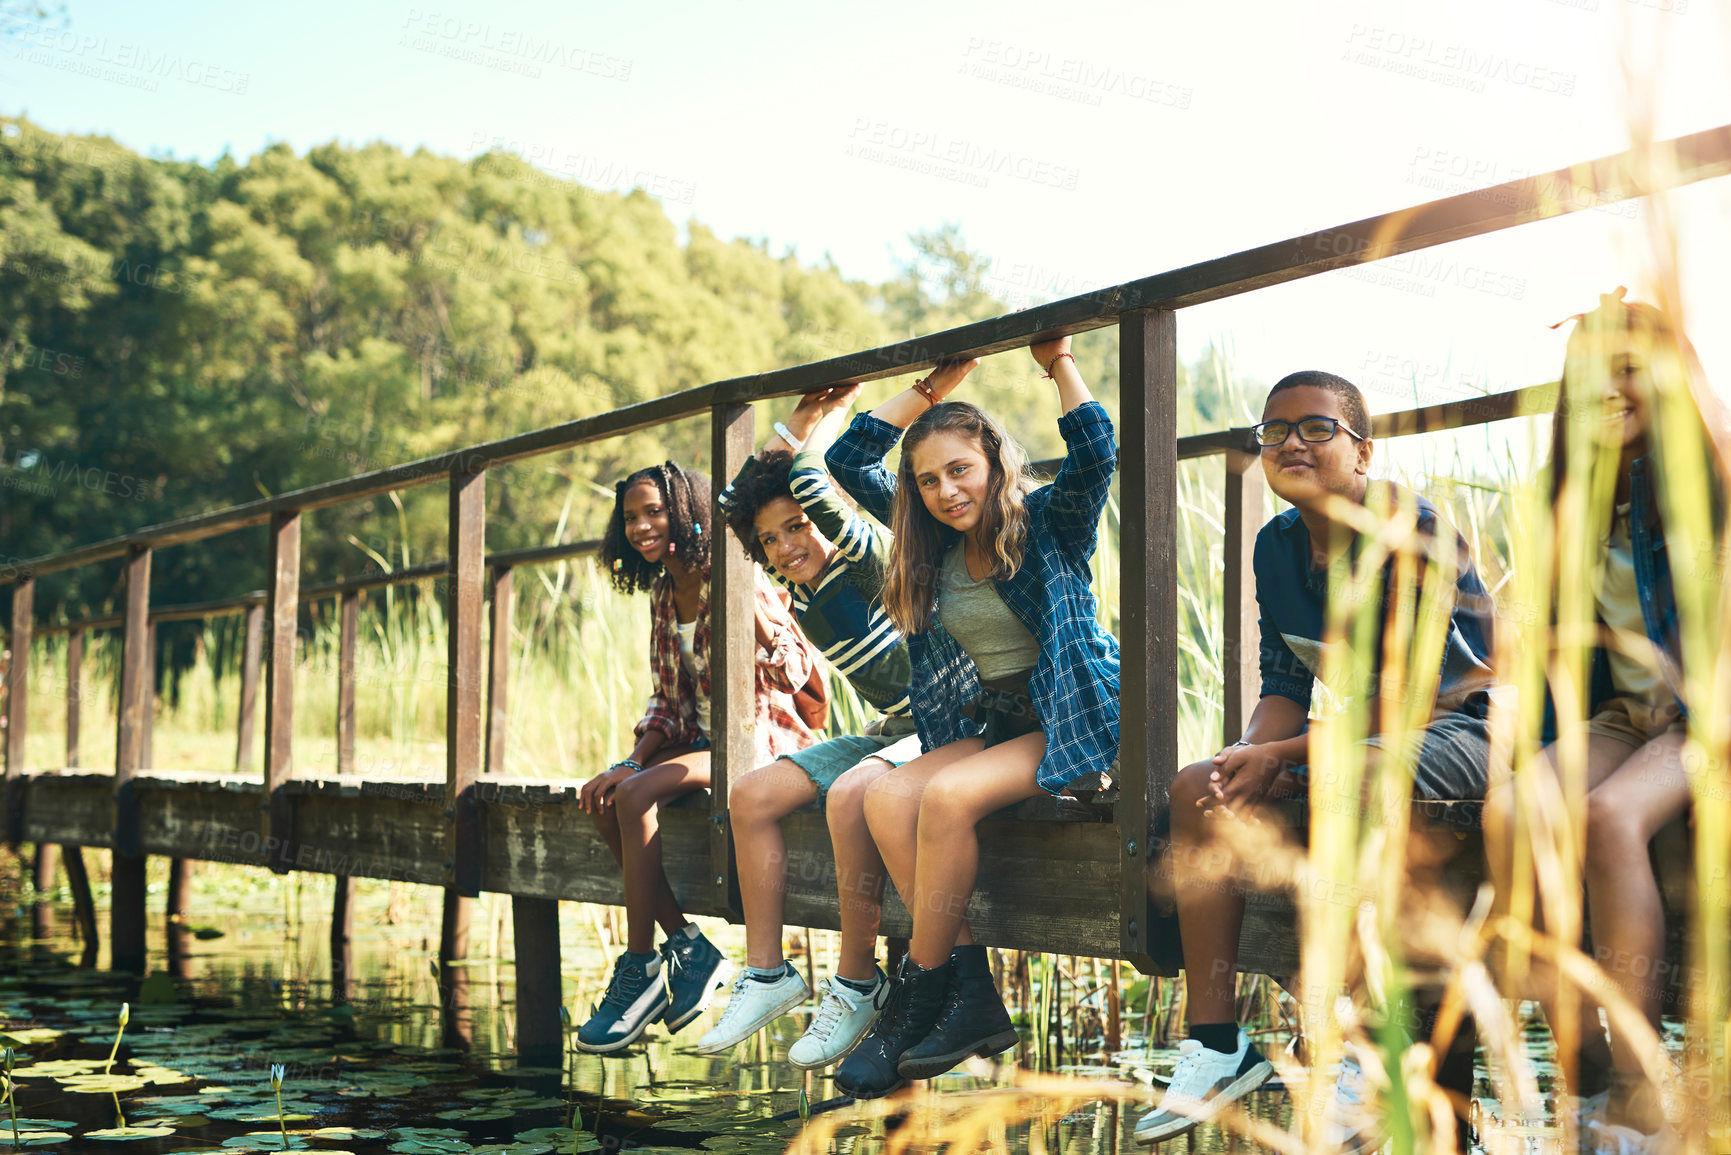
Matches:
[308,1127,386,1141]
[471,1145,558,1155]
[0,1131,73,1148]
[435,1107,514,1121]
[0,1123,73,1132]
[58,1074,150,1093]
[0,1030,61,1046]
[85,1126,178,1141]
[221,1134,308,1150]
[387,1143,472,1154]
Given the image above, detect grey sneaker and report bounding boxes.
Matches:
[1132,1030,1273,1144]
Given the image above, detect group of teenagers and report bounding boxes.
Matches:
[567,291,1721,1154]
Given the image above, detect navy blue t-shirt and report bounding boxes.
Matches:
[1255,484,1496,718]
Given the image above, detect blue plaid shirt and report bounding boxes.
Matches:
[826,401,1122,794]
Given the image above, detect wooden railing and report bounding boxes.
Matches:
[3,126,1728,1063]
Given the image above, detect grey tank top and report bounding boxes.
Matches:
[938,545,1039,682]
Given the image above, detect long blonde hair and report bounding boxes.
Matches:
[882,401,1040,635]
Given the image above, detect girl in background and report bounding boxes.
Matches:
[1483,291,1725,1152]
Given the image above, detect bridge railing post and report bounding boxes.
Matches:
[113,545,151,973]
[1118,308,1178,973]
[337,590,358,775]
[264,512,301,873]
[709,400,755,915]
[236,602,263,772]
[485,566,512,776]
[1223,449,1263,745]
[65,627,82,768]
[444,465,485,1044]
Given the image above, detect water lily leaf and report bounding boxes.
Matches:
[0,1030,61,1046]
[58,1075,150,1093]
[494,1097,560,1110]
[435,1107,513,1121]
[85,1126,178,1141]
[471,1145,559,1155]
[0,1123,73,1132]
[221,1134,308,1150]
[135,1115,210,1127]
[7,1061,97,1077]
[388,1129,465,1140]
[308,1127,385,1141]
[0,1130,73,1148]
[511,1129,579,1146]
[387,1142,471,1154]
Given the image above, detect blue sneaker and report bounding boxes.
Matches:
[574,951,668,1054]
[659,925,734,1034]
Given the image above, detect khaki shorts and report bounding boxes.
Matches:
[1586,695,1685,748]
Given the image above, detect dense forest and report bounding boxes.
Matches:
[0,116,1248,646]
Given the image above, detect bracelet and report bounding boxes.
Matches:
[610,759,644,775]
[911,377,939,407]
[1043,351,1076,379]
[773,421,806,452]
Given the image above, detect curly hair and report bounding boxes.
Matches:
[599,460,713,594]
[722,449,796,566]
[881,401,1039,636]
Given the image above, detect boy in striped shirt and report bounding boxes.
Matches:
[698,386,921,1068]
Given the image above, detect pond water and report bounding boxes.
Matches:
[0,862,1634,1153]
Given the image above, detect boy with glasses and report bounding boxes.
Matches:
[1135,370,1497,1147]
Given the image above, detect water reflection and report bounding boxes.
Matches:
[0,872,1538,1153]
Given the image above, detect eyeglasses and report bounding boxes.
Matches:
[1250,416,1366,448]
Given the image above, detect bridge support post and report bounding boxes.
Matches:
[709,401,755,915]
[513,895,562,1066]
[1119,309,1178,975]
[113,545,151,973]
[166,856,191,977]
[64,843,98,967]
[141,622,155,770]
[331,874,355,1003]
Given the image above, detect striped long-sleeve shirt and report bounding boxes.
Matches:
[719,444,913,722]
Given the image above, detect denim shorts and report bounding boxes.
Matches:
[1354,705,1493,800]
[784,724,924,799]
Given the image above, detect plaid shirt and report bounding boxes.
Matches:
[826,401,1122,794]
[634,568,817,763]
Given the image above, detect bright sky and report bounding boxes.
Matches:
[6,0,1731,476]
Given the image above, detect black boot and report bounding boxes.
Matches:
[832,957,950,1100]
[897,944,1018,1080]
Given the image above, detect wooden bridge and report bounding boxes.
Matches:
[4,127,1729,1065]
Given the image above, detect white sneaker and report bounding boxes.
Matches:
[1562,1089,1610,1151]
[1322,1049,1385,1154]
[787,971,889,1071]
[1585,1119,1680,1155]
[694,962,809,1055]
[1132,1029,1274,1143]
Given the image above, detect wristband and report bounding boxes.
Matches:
[1043,351,1076,379]
[610,759,644,775]
[774,422,806,452]
[911,377,939,407]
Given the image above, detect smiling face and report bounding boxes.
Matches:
[908,430,993,536]
[754,495,835,585]
[1596,345,1653,452]
[1259,385,1373,506]
[620,479,672,565]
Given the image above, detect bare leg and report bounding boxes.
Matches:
[587,789,685,941]
[905,732,1047,969]
[825,758,897,981]
[1582,730,1690,1075]
[863,738,986,954]
[1169,759,1248,1025]
[611,750,711,954]
[729,759,818,969]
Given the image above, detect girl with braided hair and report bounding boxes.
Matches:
[574,460,818,1053]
